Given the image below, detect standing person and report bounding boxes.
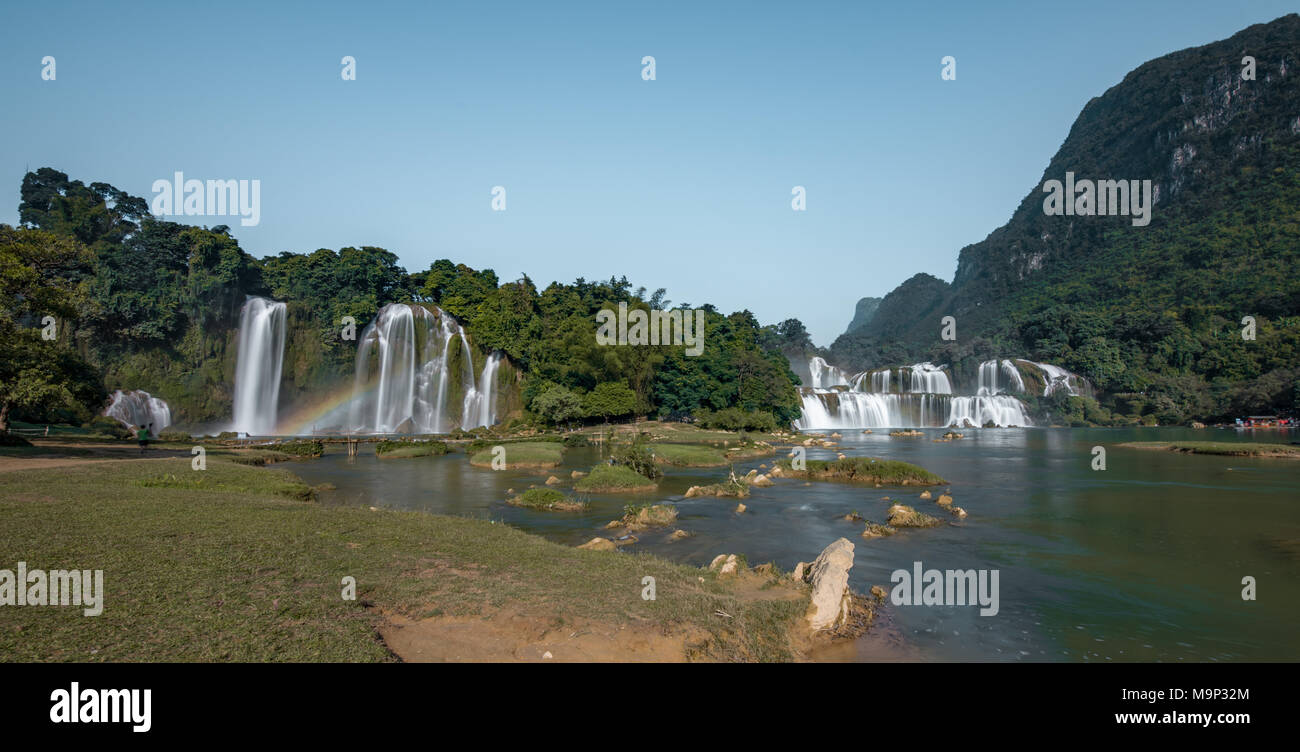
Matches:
[137,424,150,454]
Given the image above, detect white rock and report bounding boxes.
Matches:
[806,537,855,631]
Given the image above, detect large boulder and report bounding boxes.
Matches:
[805,538,855,631]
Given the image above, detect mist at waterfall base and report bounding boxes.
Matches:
[104,389,172,430]
[795,357,1089,430]
[228,299,502,436]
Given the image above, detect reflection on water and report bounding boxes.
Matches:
[290,427,1300,662]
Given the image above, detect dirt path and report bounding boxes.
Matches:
[379,609,697,662]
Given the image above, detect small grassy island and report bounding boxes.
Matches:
[777,456,947,486]
[376,439,451,459]
[468,441,564,468]
[508,487,586,511]
[574,463,658,492]
[1117,441,1300,458]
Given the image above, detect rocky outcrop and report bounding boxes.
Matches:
[803,538,855,631]
[578,537,616,552]
[887,503,943,528]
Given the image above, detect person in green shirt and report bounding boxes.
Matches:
[136,424,151,454]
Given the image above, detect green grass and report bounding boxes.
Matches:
[574,464,658,492]
[508,487,585,511]
[0,456,806,661]
[468,441,563,468]
[251,440,324,458]
[777,456,947,486]
[1117,441,1300,457]
[650,443,727,466]
[375,439,451,459]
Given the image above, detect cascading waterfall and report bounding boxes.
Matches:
[1017,360,1090,397]
[796,357,1032,429]
[105,390,172,430]
[808,356,850,388]
[461,351,501,430]
[977,359,1026,396]
[907,362,952,394]
[349,303,502,434]
[231,297,286,435]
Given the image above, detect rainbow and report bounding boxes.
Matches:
[276,382,363,437]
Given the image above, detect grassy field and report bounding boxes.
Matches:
[777,457,948,486]
[468,441,564,468]
[1117,441,1300,458]
[0,456,807,662]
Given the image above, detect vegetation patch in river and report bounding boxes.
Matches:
[251,440,324,458]
[777,456,946,486]
[469,441,563,468]
[575,464,658,492]
[1118,441,1300,458]
[508,487,586,512]
[376,439,451,459]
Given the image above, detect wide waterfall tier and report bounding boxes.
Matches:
[796,389,1031,429]
[349,303,500,434]
[795,356,1091,429]
[232,296,287,435]
[796,357,1031,429]
[105,390,172,430]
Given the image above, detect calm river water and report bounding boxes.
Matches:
[289,427,1300,662]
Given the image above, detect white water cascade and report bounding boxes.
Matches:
[349,303,501,434]
[231,297,287,435]
[796,357,1033,429]
[977,359,1026,396]
[462,351,501,430]
[1017,360,1091,397]
[105,390,172,430]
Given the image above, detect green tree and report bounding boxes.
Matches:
[530,383,583,427]
[583,381,637,422]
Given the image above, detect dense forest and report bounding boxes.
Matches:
[1,168,802,432]
[828,14,1300,424]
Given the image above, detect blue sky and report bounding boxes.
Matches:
[1,1,1294,345]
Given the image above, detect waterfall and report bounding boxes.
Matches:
[947,396,1031,428]
[796,357,1030,429]
[461,351,501,429]
[349,303,500,434]
[906,362,952,394]
[808,356,850,388]
[977,359,1026,395]
[1018,360,1090,397]
[231,297,286,435]
[105,390,172,430]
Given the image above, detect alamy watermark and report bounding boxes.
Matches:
[1043,171,1152,227]
[150,171,261,226]
[595,301,706,356]
[890,561,999,616]
[0,562,104,616]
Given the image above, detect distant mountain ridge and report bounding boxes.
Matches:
[843,296,882,335]
[827,14,1300,423]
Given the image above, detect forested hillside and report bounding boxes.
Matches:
[1,169,800,431]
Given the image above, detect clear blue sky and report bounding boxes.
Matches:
[1,0,1293,345]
